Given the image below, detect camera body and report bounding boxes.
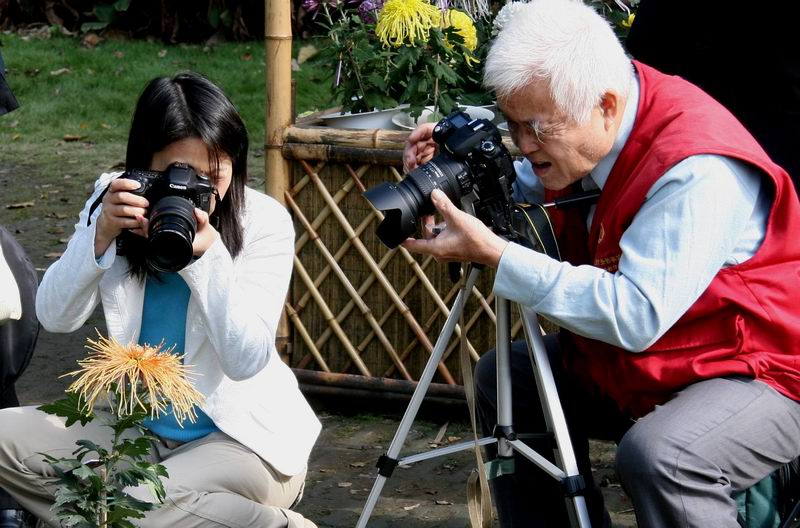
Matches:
[364,111,517,248]
[120,162,216,272]
[122,162,215,214]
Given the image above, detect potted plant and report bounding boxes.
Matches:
[304,0,494,129]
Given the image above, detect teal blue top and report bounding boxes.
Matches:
[140,272,219,442]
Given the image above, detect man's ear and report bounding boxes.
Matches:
[600,91,622,131]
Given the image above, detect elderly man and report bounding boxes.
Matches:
[402,0,800,526]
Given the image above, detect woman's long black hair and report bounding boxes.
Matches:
[120,72,248,279]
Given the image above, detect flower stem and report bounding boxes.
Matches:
[346,43,369,111]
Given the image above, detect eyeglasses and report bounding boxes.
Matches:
[504,118,564,144]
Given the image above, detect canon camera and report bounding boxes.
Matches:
[363,111,517,248]
[120,162,215,272]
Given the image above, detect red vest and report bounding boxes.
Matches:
[547,62,800,418]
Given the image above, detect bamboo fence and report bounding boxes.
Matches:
[265,0,525,399]
[278,120,529,399]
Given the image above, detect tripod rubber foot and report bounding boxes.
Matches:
[485,457,515,480]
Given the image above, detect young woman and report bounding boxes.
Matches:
[0,72,320,528]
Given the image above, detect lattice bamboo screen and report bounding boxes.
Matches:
[282,126,525,386]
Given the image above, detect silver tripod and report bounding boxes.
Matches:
[356,265,591,527]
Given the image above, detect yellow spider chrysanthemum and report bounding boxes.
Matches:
[65,334,204,425]
[375,0,440,47]
[442,9,478,52]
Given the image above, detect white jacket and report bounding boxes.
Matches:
[36,172,320,476]
[0,243,21,323]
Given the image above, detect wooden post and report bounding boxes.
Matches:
[265,0,293,359]
[265,0,292,205]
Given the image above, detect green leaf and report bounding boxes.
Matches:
[71,465,97,481]
[74,439,107,459]
[115,436,153,460]
[113,0,131,11]
[38,393,93,427]
[111,410,148,436]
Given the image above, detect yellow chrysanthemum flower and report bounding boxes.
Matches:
[65,334,204,425]
[442,9,477,52]
[375,0,441,47]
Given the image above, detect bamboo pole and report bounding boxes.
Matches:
[284,302,332,372]
[285,125,409,150]
[265,0,292,204]
[283,143,403,165]
[284,125,522,156]
[266,0,293,360]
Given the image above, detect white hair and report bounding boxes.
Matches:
[484,0,633,124]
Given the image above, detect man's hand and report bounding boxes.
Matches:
[401,189,509,268]
[403,122,437,172]
[403,122,438,237]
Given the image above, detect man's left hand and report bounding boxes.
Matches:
[401,189,509,268]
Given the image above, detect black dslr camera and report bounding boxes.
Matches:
[364,111,517,248]
[120,162,215,272]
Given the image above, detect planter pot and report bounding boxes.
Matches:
[320,105,409,130]
[391,105,496,131]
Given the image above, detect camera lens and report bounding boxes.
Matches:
[147,195,197,272]
[363,155,470,248]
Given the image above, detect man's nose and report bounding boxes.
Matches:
[516,129,542,156]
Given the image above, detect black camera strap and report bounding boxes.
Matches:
[510,189,602,261]
[511,203,561,260]
[86,186,110,227]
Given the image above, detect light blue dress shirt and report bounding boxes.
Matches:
[494,74,770,352]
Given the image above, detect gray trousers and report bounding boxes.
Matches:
[0,407,317,528]
[475,337,800,528]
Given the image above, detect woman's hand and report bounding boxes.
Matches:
[402,189,509,268]
[94,178,149,257]
[192,208,219,257]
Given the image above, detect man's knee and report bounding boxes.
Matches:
[615,417,675,486]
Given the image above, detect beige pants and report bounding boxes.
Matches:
[0,406,317,528]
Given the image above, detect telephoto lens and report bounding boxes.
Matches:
[146,195,198,272]
[363,157,469,249]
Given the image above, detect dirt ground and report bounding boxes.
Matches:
[0,141,636,527]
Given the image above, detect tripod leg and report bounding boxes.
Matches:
[356,267,481,528]
[495,298,514,461]
[519,305,592,528]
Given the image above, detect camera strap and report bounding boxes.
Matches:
[459,266,494,528]
[510,203,561,260]
[86,186,111,227]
